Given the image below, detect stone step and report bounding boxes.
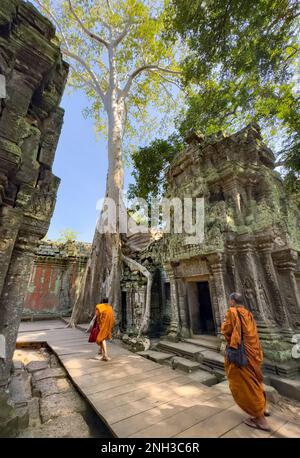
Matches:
[183,336,220,351]
[171,357,201,373]
[199,349,225,373]
[269,375,300,401]
[186,370,218,387]
[215,380,280,404]
[157,340,205,359]
[137,350,173,364]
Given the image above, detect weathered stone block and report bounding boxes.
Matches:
[26,360,49,373]
[15,405,29,430]
[27,397,41,428]
[263,384,280,404]
[9,371,32,406]
[18,413,91,438]
[269,375,300,401]
[34,377,75,398]
[32,367,66,382]
[40,392,86,423]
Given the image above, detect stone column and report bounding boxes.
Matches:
[164,264,180,341]
[207,253,228,329]
[177,278,191,338]
[237,239,270,327]
[273,249,300,330]
[0,234,37,388]
[0,206,22,297]
[257,239,291,332]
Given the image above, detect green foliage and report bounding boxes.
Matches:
[166,0,300,166]
[57,228,80,242]
[127,134,182,202]
[33,0,181,147]
[284,170,300,206]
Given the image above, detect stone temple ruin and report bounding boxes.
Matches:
[1,0,300,436]
[23,240,90,319]
[0,0,68,423]
[121,124,300,378]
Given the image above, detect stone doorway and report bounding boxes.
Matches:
[187,280,216,335]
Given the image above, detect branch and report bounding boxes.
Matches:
[69,63,98,92]
[122,65,182,97]
[62,48,106,105]
[112,21,132,47]
[106,0,114,12]
[35,0,70,48]
[67,0,109,48]
[274,159,286,168]
[151,70,186,96]
[159,80,176,104]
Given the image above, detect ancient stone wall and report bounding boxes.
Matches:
[121,123,300,377]
[0,0,68,404]
[23,241,90,318]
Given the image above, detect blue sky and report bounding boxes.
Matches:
[47,90,134,243]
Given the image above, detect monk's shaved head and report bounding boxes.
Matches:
[229,292,244,305]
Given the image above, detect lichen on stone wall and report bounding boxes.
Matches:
[0,0,68,431]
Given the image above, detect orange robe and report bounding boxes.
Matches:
[95,303,115,345]
[221,306,266,417]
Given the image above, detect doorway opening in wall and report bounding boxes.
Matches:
[121,291,127,331]
[197,281,215,335]
[187,280,216,335]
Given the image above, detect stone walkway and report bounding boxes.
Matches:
[17,320,300,438]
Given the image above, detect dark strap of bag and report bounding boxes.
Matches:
[236,308,244,342]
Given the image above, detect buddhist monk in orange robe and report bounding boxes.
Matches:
[95,298,115,361]
[221,292,270,431]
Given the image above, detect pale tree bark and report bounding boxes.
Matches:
[68,90,125,327]
[40,1,181,334]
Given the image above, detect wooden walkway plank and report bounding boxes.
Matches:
[272,421,300,438]
[221,414,289,438]
[174,405,244,438]
[79,367,181,396]
[16,320,300,439]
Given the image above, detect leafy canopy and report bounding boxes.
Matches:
[127,135,182,203]
[129,0,300,201]
[34,0,181,146]
[166,0,300,162]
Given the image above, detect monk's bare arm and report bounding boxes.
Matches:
[221,310,233,343]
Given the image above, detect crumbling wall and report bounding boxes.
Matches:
[0,0,68,424]
[23,241,90,318]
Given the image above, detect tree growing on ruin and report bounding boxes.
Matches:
[129,0,300,204]
[167,0,300,168]
[33,0,181,329]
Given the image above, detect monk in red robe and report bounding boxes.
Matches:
[221,292,270,431]
[95,298,115,361]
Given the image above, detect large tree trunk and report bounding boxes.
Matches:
[68,95,125,327]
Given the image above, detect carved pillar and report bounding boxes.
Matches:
[206,253,227,331]
[0,173,8,206]
[257,239,291,332]
[164,264,180,340]
[177,278,191,337]
[0,234,37,387]
[226,241,243,292]
[0,206,22,297]
[223,179,244,224]
[237,240,270,326]
[273,249,300,330]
